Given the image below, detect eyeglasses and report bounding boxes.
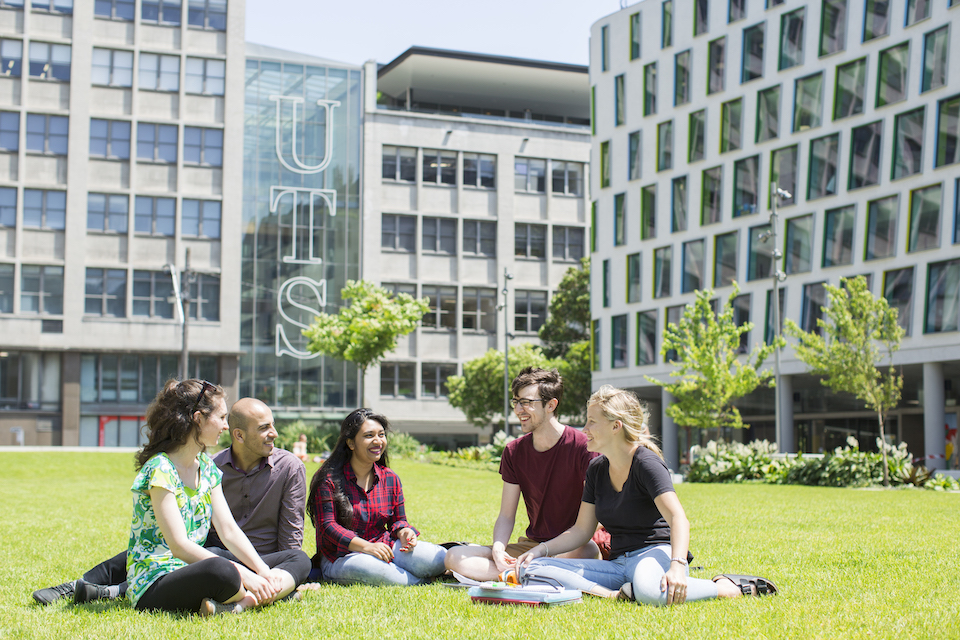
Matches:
[510,398,544,409]
[190,380,215,415]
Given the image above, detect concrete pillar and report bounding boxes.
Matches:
[924,362,946,470]
[661,389,679,471]
[780,374,795,452]
[61,352,81,446]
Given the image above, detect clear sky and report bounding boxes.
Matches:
[245,0,631,67]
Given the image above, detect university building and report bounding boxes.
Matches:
[589,0,960,469]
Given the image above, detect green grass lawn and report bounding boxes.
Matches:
[3,451,959,639]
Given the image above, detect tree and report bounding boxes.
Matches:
[557,340,591,424]
[645,285,781,431]
[538,257,590,359]
[784,275,904,487]
[303,279,428,376]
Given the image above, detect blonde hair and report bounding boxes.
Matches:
[588,385,662,459]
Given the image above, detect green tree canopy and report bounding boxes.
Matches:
[785,275,904,486]
[646,285,781,430]
[538,257,590,359]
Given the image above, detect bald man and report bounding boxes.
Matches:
[33,398,310,606]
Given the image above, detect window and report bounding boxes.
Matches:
[84,268,126,317]
[0,39,22,77]
[463,153,495,188]
[516,157,547,193]
[756,85,780,142]
[463,287,496,332]
[849,121,882,189]
[801,282,827,334]
[665,305,683,360]
[0,111,17,151]
[771,144,798,206]
[682,239,705,293]
[808,133,839,199]
[422,217,456,254]
[188,0,226,30]
[32,0,72,12]
[657,121,672,171]
[694,0,709,35]
[614,193,626,245]
[185,57,224,95]
[689,110,705,162]
[182,199,220,238]
[627,253,641,303]
[734,156,759,217]
[21,265,63,315]
[702,166,723,225]
[591,86,596,136]
[641,185,656,240]
[382,146,416,182]
[823,205,855,266]
[421,363,456,398]
[515,290,547,333]
[893,107,925,179]
[380,363,415,398]
[785,214,813,274]
[662,0,673,48]
[591,202,597,252]
[614,74,626,125]
[23,189,65,230]
[765,288,785,344]
[922,27,948,93]
[95,0,134,19]
[644,63,657,115]
[601,24,610,71]
[820,0,847,55]
[134,196,174,235]
[382,282,416,298]
[906,0,930,24]
[422,149,456,186]
[730,0,745,21]
[554,226,584,262]
[834,58,866,119]
[515,223,546,258]
[909,184,941,252]
[884,267,914,334]
[89,118,130,160]
[794,73,823,131]
[733,294,751,353]
[779,9,805,70]
[612,315,628,368]
[137,123,177,163]
[602,259,610,307]
[463,220,496,257]
[552,161,583,196]
[675,50,690,105]
[87,193,128,232]
[877,43,909,107]
[637,310,657,365]
[131,271,172,319]
[671,177,686,232]
[183,126,222,166]
[142,0,181,24]
[28,42,70,81]
[925,259,960,333]
[592,319,600,371]
[866,195,898,260]
[629,131,642,180]
[937,95,960,167]
[91,48,132,87]
[0,263,12,312]
[186,273,219,321]
[715,231,738,287]
[721,98,742,152]
[630,12,641,60]
[654,246,672,297]
[708,37,726,94]
[0,187,14,226]
[749,223,773,280]
[26,114,68,155]
[863,0,890,41]
[381,214,415,252]
[742,23,764,82]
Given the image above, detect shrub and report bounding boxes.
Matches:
[388,432,427,460]
[274,420,338,455]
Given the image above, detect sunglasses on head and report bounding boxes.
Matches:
[190,380,215,415]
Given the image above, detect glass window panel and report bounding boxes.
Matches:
[808,133,839,199]
[614,193,626,245]
[756,85,780,143]
[908,184,941,252]
[779,9,805,70]
[675,50,690,105]
[630,12,641,59]
[820,0,847,56]
[714,231,738,287]
[877,43,909,107]
[742,23,764,82]
[794,73,823,131]
[688,110,705,162]
[863,0,890,41]
[636,310,657,366]
[702,166,722,225]
[882,267,914,334]
[614,74,626,125]
[893,108,925,180]
[657,121,672,171]
[671,177,686,232]
[865,195,898,260]
[721,98,742,152]
[708,37,725,94]
[662,0,673,47]
[644,63,657,115]
[749,223,773,280]
[849,121,882,189]
[925,259,960,333]
[922,27,948,93]
[906,0,930,25]
[627,253,641,303]
[734,155,759,217]
[771,144,798,207]
[823,205,855,267]
[629,131,642,180]
[785,214,813,274]
[834,58,866,120]
[682,239,704,293]
[801,282,827,333]
[937,96,960,168]
[654,246,672,298]
[641,185,656,240]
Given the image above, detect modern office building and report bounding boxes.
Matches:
[361,47,592,447]
[590,0,960,469]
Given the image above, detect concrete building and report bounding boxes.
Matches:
[589,0,960,469]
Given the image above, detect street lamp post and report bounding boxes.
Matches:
[501,268,514,436]
[763,182,790,453]
[165,249,194,380]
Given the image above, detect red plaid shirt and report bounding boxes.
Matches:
[315,463,416,562]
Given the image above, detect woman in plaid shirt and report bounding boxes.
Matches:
[307,409,447,585]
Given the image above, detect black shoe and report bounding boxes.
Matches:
[32,581,76,605]
[73,580,111,604]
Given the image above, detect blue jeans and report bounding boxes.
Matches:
[320,540,447,586]
[522,543,718,606]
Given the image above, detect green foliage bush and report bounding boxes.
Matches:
[423,431,516,472]
[274,420,338,455]
[388,432,428,460]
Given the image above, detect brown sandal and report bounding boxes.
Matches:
[713,574,778,596]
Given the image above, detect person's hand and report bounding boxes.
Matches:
[516,543,545,568]
[491,544,516,573]
[364,541,395,563]
[660,564,688,605]
[397,528,418,552]
[242,569,280,605]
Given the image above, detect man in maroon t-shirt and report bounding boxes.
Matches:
[445,367,599,581]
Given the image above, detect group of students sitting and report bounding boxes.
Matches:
[32,368,776,616]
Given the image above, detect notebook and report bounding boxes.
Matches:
[467,583,583,607]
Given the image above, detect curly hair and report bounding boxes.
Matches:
[307,408,391,530]
[135,378,226,470]
[588,385,662,459]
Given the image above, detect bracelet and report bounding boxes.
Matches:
[671,557,688,566]
[539,542,549,556]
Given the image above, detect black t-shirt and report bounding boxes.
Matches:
[582,446,674,559]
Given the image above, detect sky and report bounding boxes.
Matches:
[245,0,633,67]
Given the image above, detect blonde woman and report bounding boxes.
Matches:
[517,385,777,605]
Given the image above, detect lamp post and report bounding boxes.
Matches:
[501,268,514,436]
[165,249,195,380]
[761,182,790,453]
